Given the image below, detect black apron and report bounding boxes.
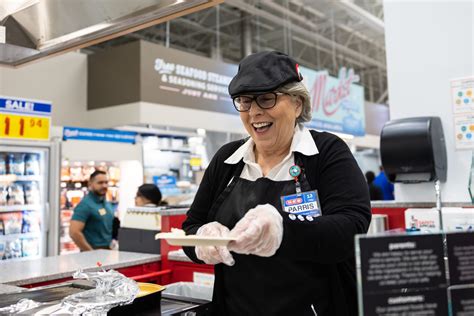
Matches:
[208,154,332,316]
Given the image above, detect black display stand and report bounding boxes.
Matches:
[357,231,474,316]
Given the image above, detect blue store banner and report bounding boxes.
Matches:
[63,127,137,144]
[299,66,366,136]
[153,175,177,188]
[153,175,179,196]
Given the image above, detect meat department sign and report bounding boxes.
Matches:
[300,66,366,136]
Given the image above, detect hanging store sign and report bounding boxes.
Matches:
[153,175,177,189]
[88,41,238,115]
[63,127,137,144]
[142,42,238,114]
[299,66,366,136]
[0,96,52,140]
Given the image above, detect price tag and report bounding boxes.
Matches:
[0,96,51,141]
[0,113,50,140]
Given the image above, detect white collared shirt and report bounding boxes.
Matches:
[224,124,319,181]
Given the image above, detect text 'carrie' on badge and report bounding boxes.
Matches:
[281,190,321,218]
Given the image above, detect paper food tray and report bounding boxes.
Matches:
[155,232,236,247]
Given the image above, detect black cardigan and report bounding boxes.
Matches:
[182,130,371,316]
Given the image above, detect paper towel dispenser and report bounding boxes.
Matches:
[380,116,447,183]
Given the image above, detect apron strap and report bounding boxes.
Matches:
[206,159,245,222]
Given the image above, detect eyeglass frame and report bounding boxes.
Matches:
[232,92,291,112]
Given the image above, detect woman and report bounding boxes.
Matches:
[134,183,163,207]
[182,51,371,316]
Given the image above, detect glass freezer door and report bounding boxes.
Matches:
[0,145,49,261]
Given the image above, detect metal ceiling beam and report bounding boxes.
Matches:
[333,1,385,35]
[376,89,388,103]
[177,13,245,40]
[227,0,386,69]
[291,34,365,68]
[263,0,385,58]
[289,0,385,51]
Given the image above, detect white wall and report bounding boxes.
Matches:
[85,101,247,134]
[118,160,144,220]
[354,151,380,176]
[62,139,143,162]
[384,0,474,202]
[0,52,88,127]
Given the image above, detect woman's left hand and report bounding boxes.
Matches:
[228,204,283,257]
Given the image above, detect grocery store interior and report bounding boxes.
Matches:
[0,0,473,315]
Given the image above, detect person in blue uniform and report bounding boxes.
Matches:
[70,170,115,251]
[365,171,383,200]
[182,51,371,316]
[373,167,395,200]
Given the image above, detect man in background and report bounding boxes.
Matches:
[365,171,383,200]
[70,170,115,251]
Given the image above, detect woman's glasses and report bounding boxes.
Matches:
[232,92,289,112]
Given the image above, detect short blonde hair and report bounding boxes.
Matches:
[277,82,312,123]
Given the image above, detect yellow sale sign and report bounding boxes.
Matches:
[0,113,50,140]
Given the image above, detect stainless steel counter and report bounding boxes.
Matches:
[168,250,192,263]
[126,206,189,216]
[159,208,188,216]
[0,250,161,286]
[0,284,23,294]
[371,201,473,208]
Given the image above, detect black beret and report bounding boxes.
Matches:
[228,51,303,98]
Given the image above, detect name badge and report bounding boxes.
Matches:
[281,190,322,220]
[98,208,107,216]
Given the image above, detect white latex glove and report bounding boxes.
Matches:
[109,239,119,251]
[195,221,235,266]
[228,204,283,257]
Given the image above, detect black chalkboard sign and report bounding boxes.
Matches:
[358,234,447,294]
[449,286,474,315]
[362,289,449,316]
[446,232,474,286]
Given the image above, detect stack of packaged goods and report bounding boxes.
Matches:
[0,152,42,260]
[59,161,120,254]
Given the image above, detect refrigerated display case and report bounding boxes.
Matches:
[0,139,61,261]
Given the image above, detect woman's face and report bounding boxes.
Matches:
[240,93,302,153]
[135,194,150,206]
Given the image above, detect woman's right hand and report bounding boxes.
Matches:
[195,221,235,266]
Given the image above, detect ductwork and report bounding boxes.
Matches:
[0,0,221,67]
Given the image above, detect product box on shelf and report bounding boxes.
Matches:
[405,207,474,232]
[22,238,40,257]
[7,184,25,205]
[0,240,4,258]
[441,207,474,231]
[3,238,22,259]
[405,208,441,232]
[22,211,40,233]
[24,182,41,205]
[0,212,23,235]
[0,152,40,176]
